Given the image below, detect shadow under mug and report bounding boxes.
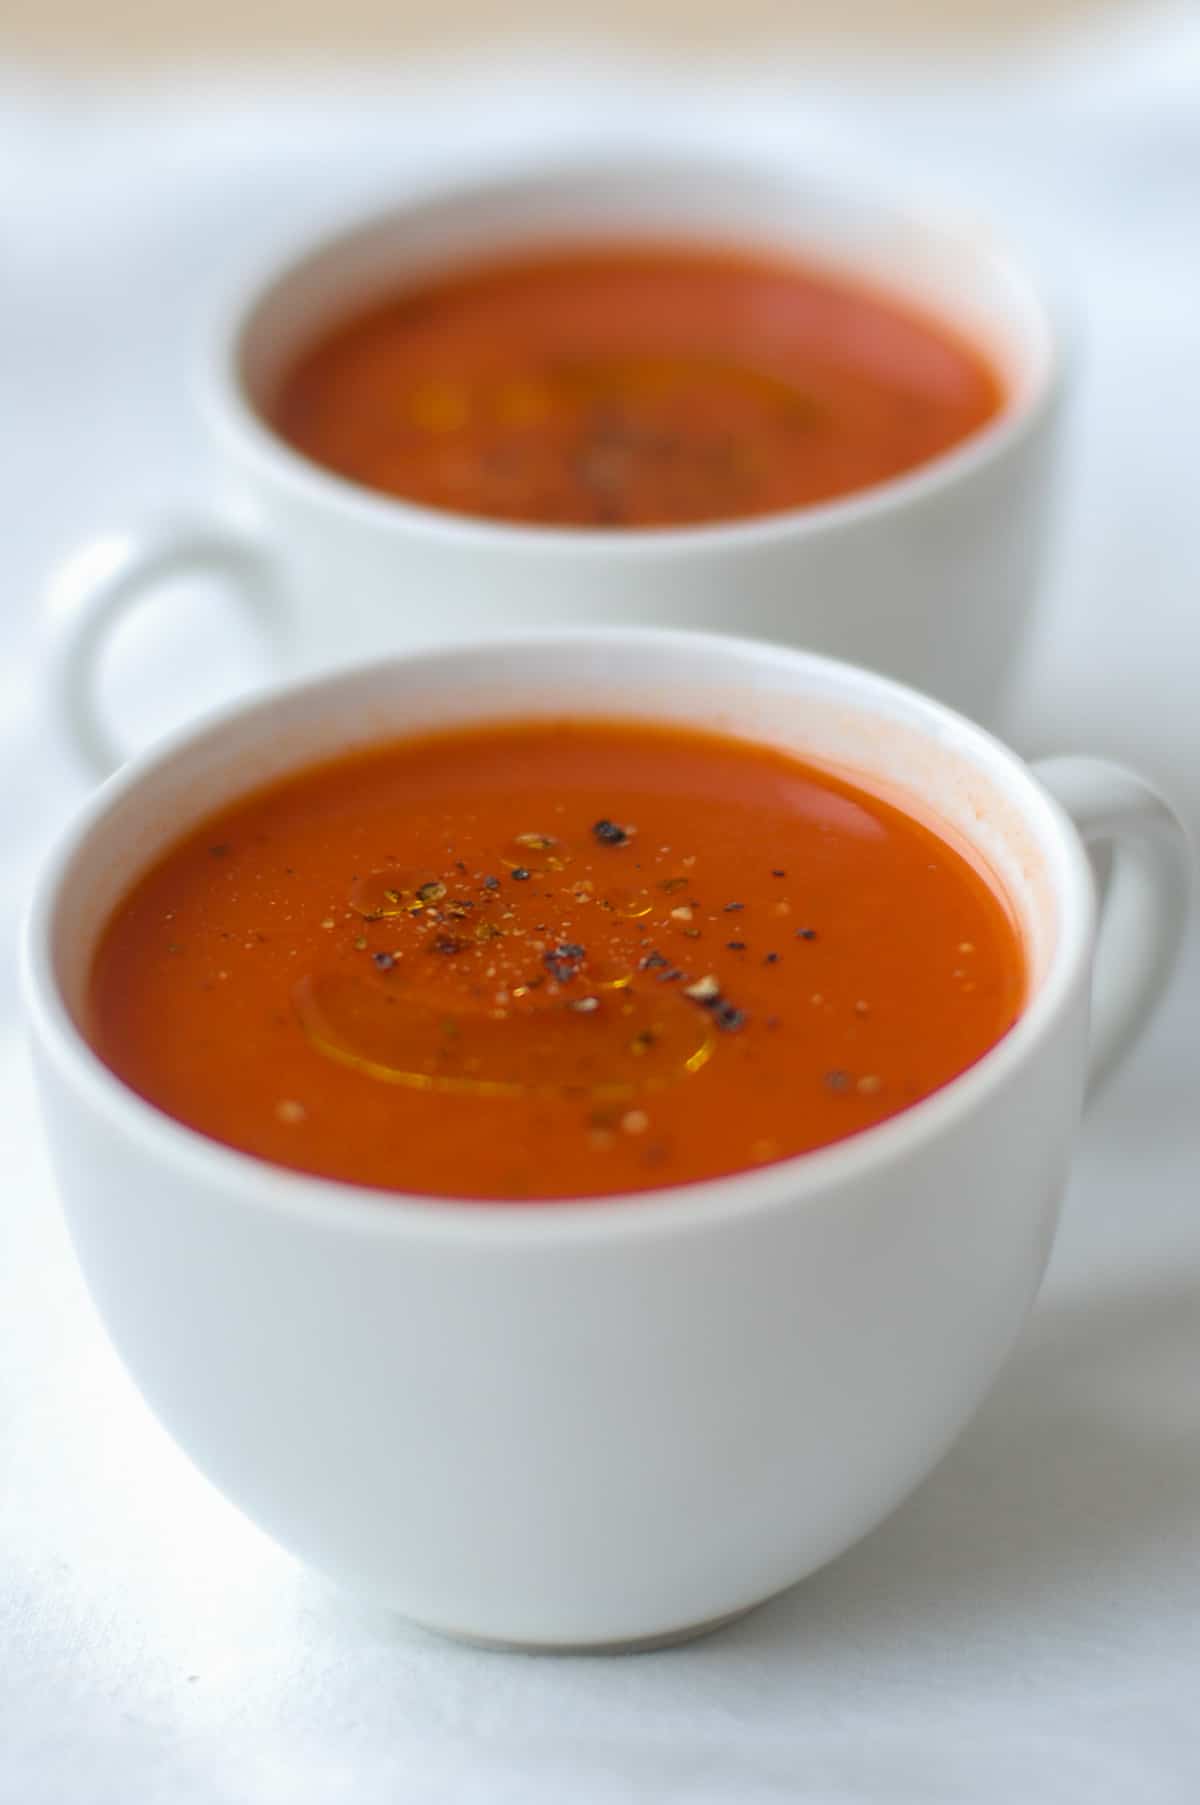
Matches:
[45,153,1064,780]
[22,629,1190,1650]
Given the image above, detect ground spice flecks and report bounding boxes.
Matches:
[680,973,747,1033]
[308,808,767,1157]
[543,942,586,983]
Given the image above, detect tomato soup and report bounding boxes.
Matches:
[267,244,1004,529]
[88,720,1025,1202]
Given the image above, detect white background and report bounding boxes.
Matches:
[3,11,1199,1799]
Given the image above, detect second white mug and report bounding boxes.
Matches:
[47,153,1064,777]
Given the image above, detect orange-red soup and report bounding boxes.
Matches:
[268,244,1004,529]
[88,721,1026,1202]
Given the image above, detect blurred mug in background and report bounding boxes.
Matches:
[46,153,1065,778]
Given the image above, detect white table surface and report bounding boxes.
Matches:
[3,13,1199,1800]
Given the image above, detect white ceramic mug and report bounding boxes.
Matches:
[46,154,1064,780]
[23,629,1190,1650]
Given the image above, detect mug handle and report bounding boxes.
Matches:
[45,519,288,782]
[1033,756,1192,1102]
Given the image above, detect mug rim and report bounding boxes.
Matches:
[204,147,1067,557]
[23,626,1095,1247]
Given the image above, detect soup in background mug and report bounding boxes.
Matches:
[46,154,1064,779]
[267,240,1007,529]
[24,630,1189,1650]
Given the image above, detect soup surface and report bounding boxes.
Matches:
[89,720,1025,1202]
[268,243,1004,529]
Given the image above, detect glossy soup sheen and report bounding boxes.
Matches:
[88,720,1026,1202]
[267,243,1005,529]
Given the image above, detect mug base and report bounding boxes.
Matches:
[420,1599,762,1656]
